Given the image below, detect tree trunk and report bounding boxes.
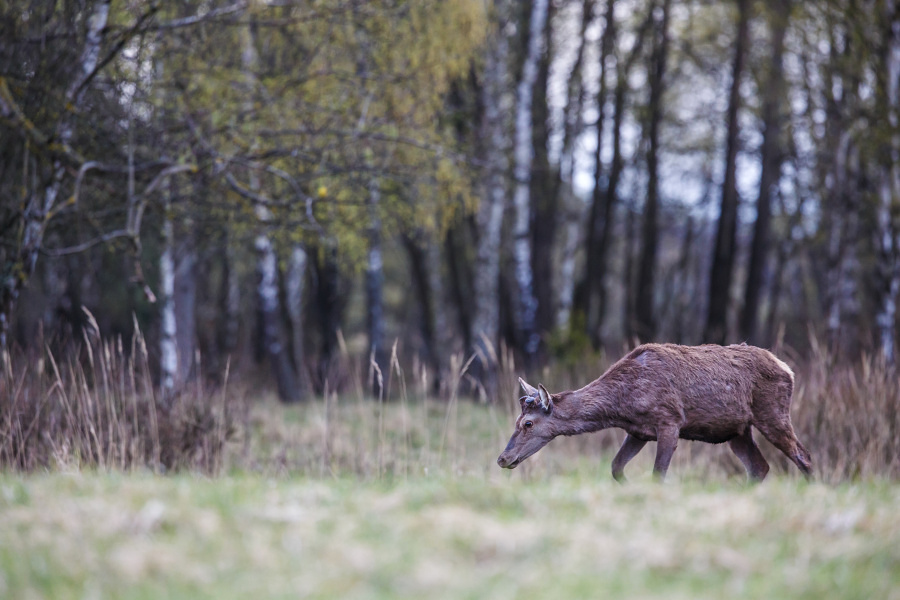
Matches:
[704,0,750,345]
[403,230,451,387]
[824,131,860,355]
[582,3,653,347]
[672,216,696,343]
[471,0,512,388]
[286,244,310,394]
[159,205,178,402]
[255,231,300,403]
[530,0,558,346]
[510,0,549,359]
[174,224,197,385]
[740,0,790,345]
[635,0,671,342]
[555,0,595,333]
[581,0,617,346]
[445,224,474,353]
[0,0,111,349]
[243,21,299,403]
[221,231,241,356]
[366,182,387,391]
[876,4,900,365]
[313,245,341,391]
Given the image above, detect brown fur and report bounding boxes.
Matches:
[497,343,812,482]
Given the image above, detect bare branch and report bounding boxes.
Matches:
[151,2,247,30]
[41,229,132,257]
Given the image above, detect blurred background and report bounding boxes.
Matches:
[1,0,898,403]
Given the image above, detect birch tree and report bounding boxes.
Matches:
[875,2,900,365]
[510,0,549,359]
[241,21,301,403]
[160,193,178,399]
[471,0,512,386]
[0,0,111,349]
[366,182,387,387]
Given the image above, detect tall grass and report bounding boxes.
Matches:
[791,337,900,482]
[2,330,898,482]
[0,321,237,473]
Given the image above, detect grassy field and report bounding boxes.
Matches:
[2,396,899,599]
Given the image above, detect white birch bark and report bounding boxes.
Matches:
[471,1,512,368]
[876,12,900,364]
[243,22,299,402]
[366,182,387,380]
[159,207,177,400]
[876,173,899,365]
[255,232,280,353]
[1,0,110,348]
[511,0,549,356]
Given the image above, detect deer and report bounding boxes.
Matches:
[497,343,812,482]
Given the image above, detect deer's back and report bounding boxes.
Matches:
[601,343,793,443]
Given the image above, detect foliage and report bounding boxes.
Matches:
[157,0,486,263]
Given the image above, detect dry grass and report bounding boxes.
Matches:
[1,332,899,483]
[2,336,900,598]
[0,325,238,474]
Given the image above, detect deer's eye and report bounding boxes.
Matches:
[524,420,533,429]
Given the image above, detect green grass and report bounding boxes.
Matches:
[2,395,899,599]
[1,472,898,599]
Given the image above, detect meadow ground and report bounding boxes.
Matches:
[2,394,899,599]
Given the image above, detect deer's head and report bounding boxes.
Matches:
[497,377,557,469]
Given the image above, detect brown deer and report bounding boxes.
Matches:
[497,343,812,482]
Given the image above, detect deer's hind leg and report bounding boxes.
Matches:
[611,434,647,483]
[728,428,770,482]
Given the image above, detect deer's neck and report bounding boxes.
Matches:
[552,380,622,436]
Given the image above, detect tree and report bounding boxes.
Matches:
[581,0,618,347]
[555,0,595,334]
[471,0,512,390]
[240,20,301,403]
[510,0,549,360]
[705,0,750,345]
[0,0,113,348]
[874,0,900,364]
[635,0,672,341]
[740,0,791,346]
[530,0,559,344]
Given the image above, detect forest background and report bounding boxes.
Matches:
[2,2,900,597]
[1,0,899,461]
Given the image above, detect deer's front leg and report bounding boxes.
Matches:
[611,434,647,483]
[652,426,680,481]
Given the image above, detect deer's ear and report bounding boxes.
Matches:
[519,377,538,397]
[538,384,553,412]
